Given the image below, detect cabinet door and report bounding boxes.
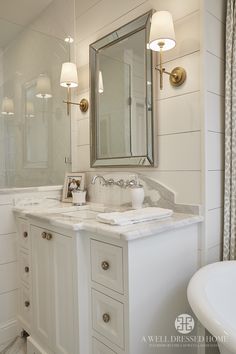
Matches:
[51,232,75,354]
[31,226,53,348]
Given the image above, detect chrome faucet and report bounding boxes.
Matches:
[91,175,108,186]
[91,175,141,189]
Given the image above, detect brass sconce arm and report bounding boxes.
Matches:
[155,42,186,90]
[156,66,187,90]
[63,98,89,113]
[63,86,89,115]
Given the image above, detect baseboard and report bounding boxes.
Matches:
[0,319,18,349]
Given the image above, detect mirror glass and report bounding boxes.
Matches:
[90,11,154,167]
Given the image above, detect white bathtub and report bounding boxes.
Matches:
[187,261,236,354]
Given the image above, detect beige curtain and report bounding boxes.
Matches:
[224,0,236,259]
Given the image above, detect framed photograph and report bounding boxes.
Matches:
[62,172,85,202]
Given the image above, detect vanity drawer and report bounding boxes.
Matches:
[18,219,29,250]
[92,289,124,348]
[19,250,30,285]
[93,337,117,354]
[91,240,124,294]
[19,285,31,326]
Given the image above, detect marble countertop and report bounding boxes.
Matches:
[14,203,203,241]
[0,185,62,194]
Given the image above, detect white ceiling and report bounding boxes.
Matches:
[0,0,53,48]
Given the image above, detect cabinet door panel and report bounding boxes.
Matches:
[52,232,75,354]
[92,289,124,348]
[91,240,124,294]
[31,226,53,348]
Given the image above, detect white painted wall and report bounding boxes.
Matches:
[0,193,17,347]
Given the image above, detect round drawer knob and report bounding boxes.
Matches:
[102,313,110,323]
[24,301,30,308]
[24,266,29,273]
[46,233,52,241]
[41,232,47,239]
[23,231,28,238]
[101,261,110,271]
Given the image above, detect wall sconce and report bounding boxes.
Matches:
[36,74,52,98]
[149,11,186,90]
[1,97,14,116]
[60,62,89,115]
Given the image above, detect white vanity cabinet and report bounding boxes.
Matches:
[30,225,78,354]
[16,216,79,354]
[15,209,201,354]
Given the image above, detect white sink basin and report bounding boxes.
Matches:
[188,261,236,354]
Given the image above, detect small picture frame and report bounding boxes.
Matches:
[62,172,85,203]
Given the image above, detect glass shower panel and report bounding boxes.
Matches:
[0,18,71,188]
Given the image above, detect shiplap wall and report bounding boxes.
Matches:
[201,0,225,265]
[72,0,202,206]
[73,0,226,263]
[0,194,18,346]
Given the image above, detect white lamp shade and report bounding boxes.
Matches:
[2,97,14,115]
[60,62,78,88]
[36,74,52,98]
[98,70,104,93]
[149,11,176,52]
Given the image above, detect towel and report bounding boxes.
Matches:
[96,207,173,226]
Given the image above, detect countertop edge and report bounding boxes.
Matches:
[23,211,203,241]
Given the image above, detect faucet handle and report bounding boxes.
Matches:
[107,178,115,186]
[116,179,125,187]
[126,179,137,188]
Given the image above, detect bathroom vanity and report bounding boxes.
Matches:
[14,202,202,354]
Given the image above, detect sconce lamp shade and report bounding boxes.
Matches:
[36,74,52,98]
[2,97,14,115]
[149,11,176,51]
[98,71,104,93]
[60,62,78,88]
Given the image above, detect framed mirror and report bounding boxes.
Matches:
[90,11,155,167]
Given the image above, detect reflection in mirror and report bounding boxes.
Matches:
[90,11,155,167]
[0,5,72,188]
[24,80,50,168]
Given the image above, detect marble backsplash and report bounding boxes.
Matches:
[85,172,201,215]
